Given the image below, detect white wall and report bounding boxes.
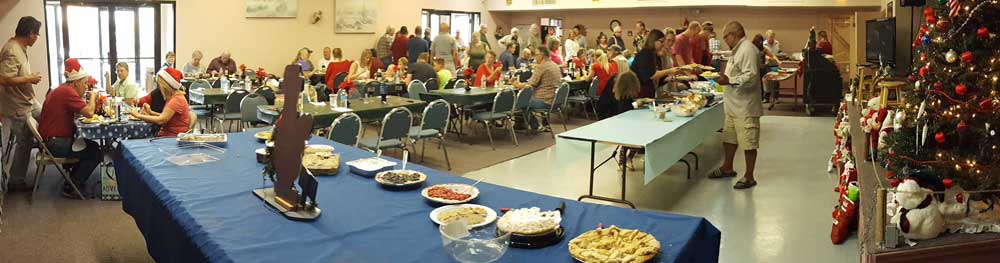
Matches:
[487,0,883,11]
[1,0,50,105]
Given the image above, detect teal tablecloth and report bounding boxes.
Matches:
[556,103,725,184]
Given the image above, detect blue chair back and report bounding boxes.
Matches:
[224,89,250,114]
[425,78,439,91]
[492,89,516,114]
[515,88,534,110]
[239,93,268,122]
[332,72,348,93]
[445,78,461,90]
[552,83,570,111]
[587,77,600,98]
[329,113,362,147]
[408,80,428,100]
[379,107,413,141]
[421,99,451,132]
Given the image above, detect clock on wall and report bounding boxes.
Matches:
[609,19,621,31]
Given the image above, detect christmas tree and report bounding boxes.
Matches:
[883,0,1000,193]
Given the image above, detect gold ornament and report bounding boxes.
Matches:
[946,49,958,63]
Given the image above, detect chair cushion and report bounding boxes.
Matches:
[358,138,404,150]
[471,111,509,121]
[408,126,440,139]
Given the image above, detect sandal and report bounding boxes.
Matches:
[733,178,758,189]
[708,170,737,179]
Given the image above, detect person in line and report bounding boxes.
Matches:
[588,49,619,97]
[376,26,395,70]
[207,50,237,76]
[474,51,503,87]
[423,30,433,47]
[477,24,491,50]
[317,47,333,73]
[387,57,408,79]
[574,24,589,50]
[512,46,562,131]
[609,26,626,50]
[293,47,315,78]
[498,43,517,72]
[689,22,706,65]
[466,33,487,72]
[659,28,678,71]
[527,24,543,50]
[633,21,648,52]
[1,16,44,191]
[711,21,763,190]
[433,57,452,90]
[705,22,724,70]
[183,50,207,77]
[161,51,176,70]
[632,29,699,98]
[753,34,781,103]
[405,52,436,84]
[763,29,781,56]
[673,21,701,66]
[498,27,522,58]
[564,30,580,65]
[348,49,373,81]
[130,68,190,137]
[391,26,410,63]
[432,22,459,73]
[700,21,716,66]
[516,48,534,68]
[597,33,610,51]
[407,26,430,68]
[104,62,139,106]
[817,30,833,56]
[38,58,100,198]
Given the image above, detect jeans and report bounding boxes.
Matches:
[2,114,34,183]
[45,138,101,186]
[526,99,551,129]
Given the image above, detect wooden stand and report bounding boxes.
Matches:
[878,80,906,107]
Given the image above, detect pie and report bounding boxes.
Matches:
[437,207,487,226]
[568,226,660,263]
[303,151,340,175]
[497,207,561,235]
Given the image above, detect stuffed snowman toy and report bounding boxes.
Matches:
[891,179,945,240]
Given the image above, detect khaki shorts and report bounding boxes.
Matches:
[723,115,760,150]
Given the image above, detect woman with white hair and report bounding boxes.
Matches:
[130,67,190,137]
[763,30,781,55]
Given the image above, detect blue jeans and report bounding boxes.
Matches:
[527,99,551,129]
[45,138,101,186]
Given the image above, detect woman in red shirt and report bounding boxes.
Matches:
[474,51,503,87]
[324,48,353,91]
[588,50,619,96]
[130,67,190,137]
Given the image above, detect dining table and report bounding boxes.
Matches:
[256,95,427,130]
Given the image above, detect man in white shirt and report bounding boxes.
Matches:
[564,30,580,63]
[431,22,458,73]
[763,29,781,56]
[609,45,629,74]
[317,47,333,73]
[712,21,762,189]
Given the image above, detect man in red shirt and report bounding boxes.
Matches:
[673,21,702,66]
[38,58,100,199]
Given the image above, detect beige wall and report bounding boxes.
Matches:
[176,0,500,75]
[1,0,49,105]
[487,0,882,10]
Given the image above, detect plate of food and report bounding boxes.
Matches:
[177,133,227,147]
[699,71,722,79]
[422,184,480,205]
[79,115,106,124]
[374,169,426,190]
[254,131,272,142]
[496,207,565,248]
[569,226,660,263]
[303,151,340,175]
[430,204,497,229]
[346,157,397,177]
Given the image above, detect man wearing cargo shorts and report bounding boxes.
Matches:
[710,21,761,189]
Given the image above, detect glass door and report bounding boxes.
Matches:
[61,4,111,89]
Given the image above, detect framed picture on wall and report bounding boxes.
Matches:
[246,0,298,18]
[335,0,378,33]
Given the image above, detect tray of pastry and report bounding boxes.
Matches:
[568,226,660,263]
[177,133,227,147]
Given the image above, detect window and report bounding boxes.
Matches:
[421,9,481,44]
[44,1,176,95]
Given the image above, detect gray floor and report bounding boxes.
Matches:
[465,115,859,263]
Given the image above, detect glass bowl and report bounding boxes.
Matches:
[439,224,510,263]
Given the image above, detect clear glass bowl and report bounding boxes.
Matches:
[439,224,510,263]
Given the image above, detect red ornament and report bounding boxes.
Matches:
[979,27,990,39]
[958,121,968,133]
[909,75,918,82]
[943,178,954,188]
[957,193,964,203]
[920,25,929,35]
[934,82,944,90]
[962,51,973,63]
[889,178,901,187]
[981,98,994,110]
[926,15,937,25]
[935,131,946,144]
[920,53,927,61]
[920,67,930,77]
[923,7,934,17]
[955,84,967,95]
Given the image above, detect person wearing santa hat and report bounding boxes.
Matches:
[130,67,190,137]
[38,58,100,199]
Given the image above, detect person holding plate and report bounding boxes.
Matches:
[37,58,100,199]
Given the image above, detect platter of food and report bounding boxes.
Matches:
[496,207,566,249]
[672,103,699,117]
[680,64,715,71]
[346,157,396,177]
[430,204,497,229]
[304,144,335,154]
[374,170,426,190]
[422,184,480,205]
[568,226,660,263]
[254,131,272,142]
[177,133,227,147]
[79,115,106,124]
[699,71,721,79]
[302,146,339,175]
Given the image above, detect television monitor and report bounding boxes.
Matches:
[866,18,896,65]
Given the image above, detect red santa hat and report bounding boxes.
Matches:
[157,67,184,90]
[87,76,98,86]
[64,58,90,81]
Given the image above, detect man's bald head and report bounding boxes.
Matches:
[723,21,746,39]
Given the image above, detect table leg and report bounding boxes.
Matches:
[577,144,637,209]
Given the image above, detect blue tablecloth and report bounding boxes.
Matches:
[76,120,156,140]
[115,132,720,263]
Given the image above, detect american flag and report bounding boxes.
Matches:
[949,0,962,17]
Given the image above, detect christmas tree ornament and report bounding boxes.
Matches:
[920,66,931,77]
[917,101,927,120]
[935,19,949,31]
[935,131,946,144]
[955,83,967,95]
[915,80,922,91]
[924,7,935,17]
[958,121,968,133]
[979,27,990,39]
[922,35,932,46]
[934,82,944,90]
[948,0,961,17]
[943,178,954,188]
[921,124,929,146]
[926,15,937,25]
[980,98,994,110]
[921,52,928,61]
[945,49,958,63]
[961,51,973,63]
[920,25,929,35]
[894,111,906,129]
[890,178,901,187]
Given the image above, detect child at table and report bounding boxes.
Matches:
[433,57,452,90]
